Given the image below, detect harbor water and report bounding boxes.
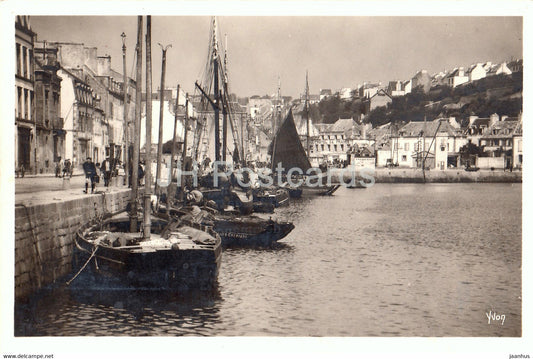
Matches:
[15,183,522,336]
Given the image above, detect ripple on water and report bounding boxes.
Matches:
[14,184,522,337]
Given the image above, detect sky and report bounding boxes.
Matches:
[29,15,523,98]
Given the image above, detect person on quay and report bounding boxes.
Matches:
[55,157,62,178]
[82,157,97,194]
[63,159,72,178]
[100,157,112,187]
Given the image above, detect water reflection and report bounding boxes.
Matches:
[16,286,221,336]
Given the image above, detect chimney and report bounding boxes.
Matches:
[490,113,500,127]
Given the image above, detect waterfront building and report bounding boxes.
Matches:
[512,115,523,170]
[57,67,105,168]
[33,42,64,173]
[37,42,136,168]
[478,114,519,169]
[312,118,357,164]
[15,16,36,174]
[388,118,466,169]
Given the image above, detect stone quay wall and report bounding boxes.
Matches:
[14,189,131,300]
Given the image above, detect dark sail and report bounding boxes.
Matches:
[271,109,311,173]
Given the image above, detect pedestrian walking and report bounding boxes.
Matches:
[82,157,97,194]
[55,157,62,178]
[101,157,112,187]
[63,159,72,178]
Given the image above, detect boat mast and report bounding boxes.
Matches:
[143,15,153,238]
[305,70,310,158]
[169,84,180,205]
[130,15,143,233]
[278,75,282,125]
[222,34,228,163]
[181,93,189,197]
[154,42,171,199]
[121,32,129,189]
[422,114,426,182]
[213,18,221,163]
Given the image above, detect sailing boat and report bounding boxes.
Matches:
[70,16,221,292]
[271,109,340,196]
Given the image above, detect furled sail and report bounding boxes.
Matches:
[270,109,311,173]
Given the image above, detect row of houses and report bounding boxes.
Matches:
[292,113,522,171]
[15,16,136,174]
[310,59,522,114]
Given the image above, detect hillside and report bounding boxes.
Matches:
[365,72,522,127]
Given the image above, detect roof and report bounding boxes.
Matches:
[370,89,393,100]
[330,118,357,132]
[471,118,490,127]
[315,123,333,133]
[481,120,518,138]
[398,119,458,137]
[513,120,522,136]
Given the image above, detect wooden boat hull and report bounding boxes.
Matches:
[253,188,290,207]
[301,184,341,196]
[213,216,295,247]
[167,207,295,248]
[73,215,222,292]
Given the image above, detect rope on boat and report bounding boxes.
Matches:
[66,245,99,286]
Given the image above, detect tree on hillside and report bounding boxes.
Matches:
[365,106,389,127]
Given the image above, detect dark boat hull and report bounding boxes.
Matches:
[73,216,222,292]
[167,207,294,248]
[213,216,295,247]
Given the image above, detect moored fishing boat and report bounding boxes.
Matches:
[271,109,340,196]
[252,187,290,207]
[73,211,222,291]
[168,206,295,248]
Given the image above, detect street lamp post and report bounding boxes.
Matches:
[121,32,129,187]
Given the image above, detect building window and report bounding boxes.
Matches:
[16,44,21,76]
[321,144,324,151]
[341,144,344,151]
[327,144,331,151]
[334,144,338,152]
[22,46,28,78]
[17,87,22,118]
[402,155,407,161]
[29,49,33,80]
[45,90,49,122]
[24,89,28,119]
